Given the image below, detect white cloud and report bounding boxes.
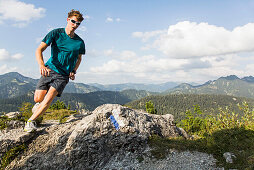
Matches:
[120,51,136,60]
[84,47,252,84]
[11,53,23,60]
[84,15,90,21]
[90,52,188,75]
[185,54,247,82]
[0,49,9,60]
[0,0,46,27]
[78,26,87,32]
[0,64,18,74]
[246,64,254,75]
[86,49,103,58]
[104,49,114,56]
[132,30,167,42]
[106,17,113,23]
[80,21,254,84]
[105,17,122,23]
[0,48,23,61]
[135,21,254,59]
[87,55,189,84]
[103,49,136,60]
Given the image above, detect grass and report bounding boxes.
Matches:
[0,116,22,130]
[43,109,77,123]
[148,102,254,169]
[0,105,77,130]
[0,116,11,130]
[0,144,27,170]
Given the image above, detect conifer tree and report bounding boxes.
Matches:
[145,101,157,114]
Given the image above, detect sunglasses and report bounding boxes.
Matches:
[70,19,81,26]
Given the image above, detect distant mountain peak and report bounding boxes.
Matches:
[1,72,33,81]
[200,80,213,86]
[3,72,22,76]
[219,75,239,80]
[241,76,254,83]
[175,83,193,88]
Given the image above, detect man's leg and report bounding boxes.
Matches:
[34,89,48,103]
[30,86,58,120]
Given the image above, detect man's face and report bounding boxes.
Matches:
[67,16,81,31]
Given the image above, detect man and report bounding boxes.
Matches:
[24,9,86,132]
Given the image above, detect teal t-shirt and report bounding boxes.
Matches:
[42,28,86,76]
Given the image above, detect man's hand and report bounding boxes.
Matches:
[40,65,51,76]
[36,42,49,76]
[69,72,75,80]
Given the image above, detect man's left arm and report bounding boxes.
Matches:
[69,54,83,80]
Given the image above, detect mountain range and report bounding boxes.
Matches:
[0,72,174,99]
[2,72,254,113]
[88,82,178,92]
[166,75,254,99]
[0,72,99,99]
[2,72,254,99]
[0,89,156,113]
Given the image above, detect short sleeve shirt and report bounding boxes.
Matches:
[42,28,86,76]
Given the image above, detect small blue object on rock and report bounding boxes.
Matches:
[109,115,120,130]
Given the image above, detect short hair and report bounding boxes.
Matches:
[68,9,84,22]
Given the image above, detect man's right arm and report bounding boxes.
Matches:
[36,42,50,76]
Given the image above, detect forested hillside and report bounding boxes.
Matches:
[0,89,155,113]
[166,75,254,99]
[126,94,254,122]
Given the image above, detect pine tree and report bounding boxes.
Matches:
[145,101,157,114]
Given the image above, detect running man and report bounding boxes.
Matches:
[24,9,86,132]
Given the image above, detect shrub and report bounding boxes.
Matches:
[0,144,26,169]
[145,101,157,114]
[178,105,214,137]
[175,102,254,169]
[49,100,68,110]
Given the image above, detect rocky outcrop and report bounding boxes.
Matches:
[0,121,27,160]
[2,104,219,169]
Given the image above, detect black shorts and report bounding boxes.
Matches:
[36,69,69,97]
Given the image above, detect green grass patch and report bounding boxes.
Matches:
[43,109,77,123]
[0,144,27,170]
[1,102,76,130]
[17,101,77,124]
[0,116,11,130]
[1,102,35,130]
[0,116,22,130]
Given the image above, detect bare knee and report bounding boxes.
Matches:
[34,90,47,103]
[34,97,43,103]
[40,87,58,107]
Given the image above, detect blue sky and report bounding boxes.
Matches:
[1,0,254,85]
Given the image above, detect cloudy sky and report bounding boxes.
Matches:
[1,0,254,85]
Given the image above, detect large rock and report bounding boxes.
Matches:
[4,104,218,169]
[4,111,21,119]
